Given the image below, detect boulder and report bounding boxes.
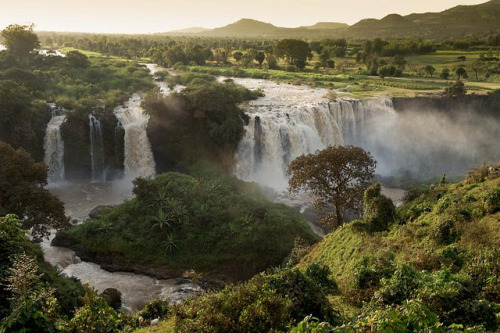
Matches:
[88,205,115,220]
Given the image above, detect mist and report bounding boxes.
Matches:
[364,105,500,181]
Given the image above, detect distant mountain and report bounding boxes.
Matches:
[199,19,279,37]
[346,0,500,38]
[168,27,212,34]
[303,22,349,30]
[161,0,500,39]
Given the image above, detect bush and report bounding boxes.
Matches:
[375,264,420,305]
[432,220,459,245]
[171,265,340,332]
[483,187,500,213]
[363,183,396,232]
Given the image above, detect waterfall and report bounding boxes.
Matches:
[114,94,156,179]
[89,114,106,182]
[44,105,66,184]
[235,98,396,190]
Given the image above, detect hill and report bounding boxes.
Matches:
[200,18,279,37]
[165,0,500,39]
[303,22,349,30]
[164,27,212,35]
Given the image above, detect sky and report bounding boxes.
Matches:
[0,0,489,34]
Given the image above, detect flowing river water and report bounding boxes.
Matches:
[42,64,410,313]
[42,64,199,314]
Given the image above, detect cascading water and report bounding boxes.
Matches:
[235,94,397,191]
[114,95,156,179]
[44,105,67,184]
[89,114,106,182]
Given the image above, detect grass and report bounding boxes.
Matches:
[300,170,500,289]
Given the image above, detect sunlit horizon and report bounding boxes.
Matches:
[0,0,488,34]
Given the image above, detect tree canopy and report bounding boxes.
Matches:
[287,145,376,228]
[0,141,69,239]
[0,24,40,57]
[275,39,312,68]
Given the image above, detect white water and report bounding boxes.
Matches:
[41,231,200,313]
[45,182,201,313]
[230,78,396,190]
[114,95,156,179]
[44,105,67,184]
[89,114,106,182]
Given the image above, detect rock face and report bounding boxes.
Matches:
[62,110,124,181]
[100,288,122,311]
[88,205,115,220]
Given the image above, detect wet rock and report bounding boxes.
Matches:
[51,232,75,248]
[88,205,115,220]
[101,288,122,311]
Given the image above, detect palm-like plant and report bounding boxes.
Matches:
[162,234,178,253]
[150,209,174,232]
[151,191,169,209]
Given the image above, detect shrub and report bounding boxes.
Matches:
[432,220,458,245]
[363,183,396,232]
[375,264,420,305]
[483,187,500,213]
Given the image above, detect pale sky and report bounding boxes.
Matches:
[0,0,488,34]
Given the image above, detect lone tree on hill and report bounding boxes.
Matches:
[287,145,376,229]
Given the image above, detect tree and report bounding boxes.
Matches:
[266,53,278,69]
[444,79,467,97]
[255,51,265,68]
[393,55,407,72]
[275,39,312,66]
[65,50,90,68]
[287,146,376,229]
[0,24,40,58]
[0,141,69,239]
[455,66,468,79]
[440,68,450,80]
[424,65,436,77]
[318,48,332,68]
[233,51,243,63]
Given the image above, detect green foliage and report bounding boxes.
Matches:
[170,264,340,332]
[65,50,90,68]
[64,171,318,281]
[1,253,60,333]
[445,79,467,97]
[0,141,69,239]
[0,24,40,57]
[144,79,262,172]
[363,183,396,232]
[288,145,376,228]
[61,283,121,333]
[375,264,420,305]
[483,186,500,213]
[275,39,312,66]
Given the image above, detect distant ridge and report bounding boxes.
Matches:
[303,22,349,30]
[167,27,212,34]
[159,0,500,38]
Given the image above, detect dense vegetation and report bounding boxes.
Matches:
[144,72,262,172]
[0,24,154,179]
[57,169,318,281]
[130,163,500,332]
